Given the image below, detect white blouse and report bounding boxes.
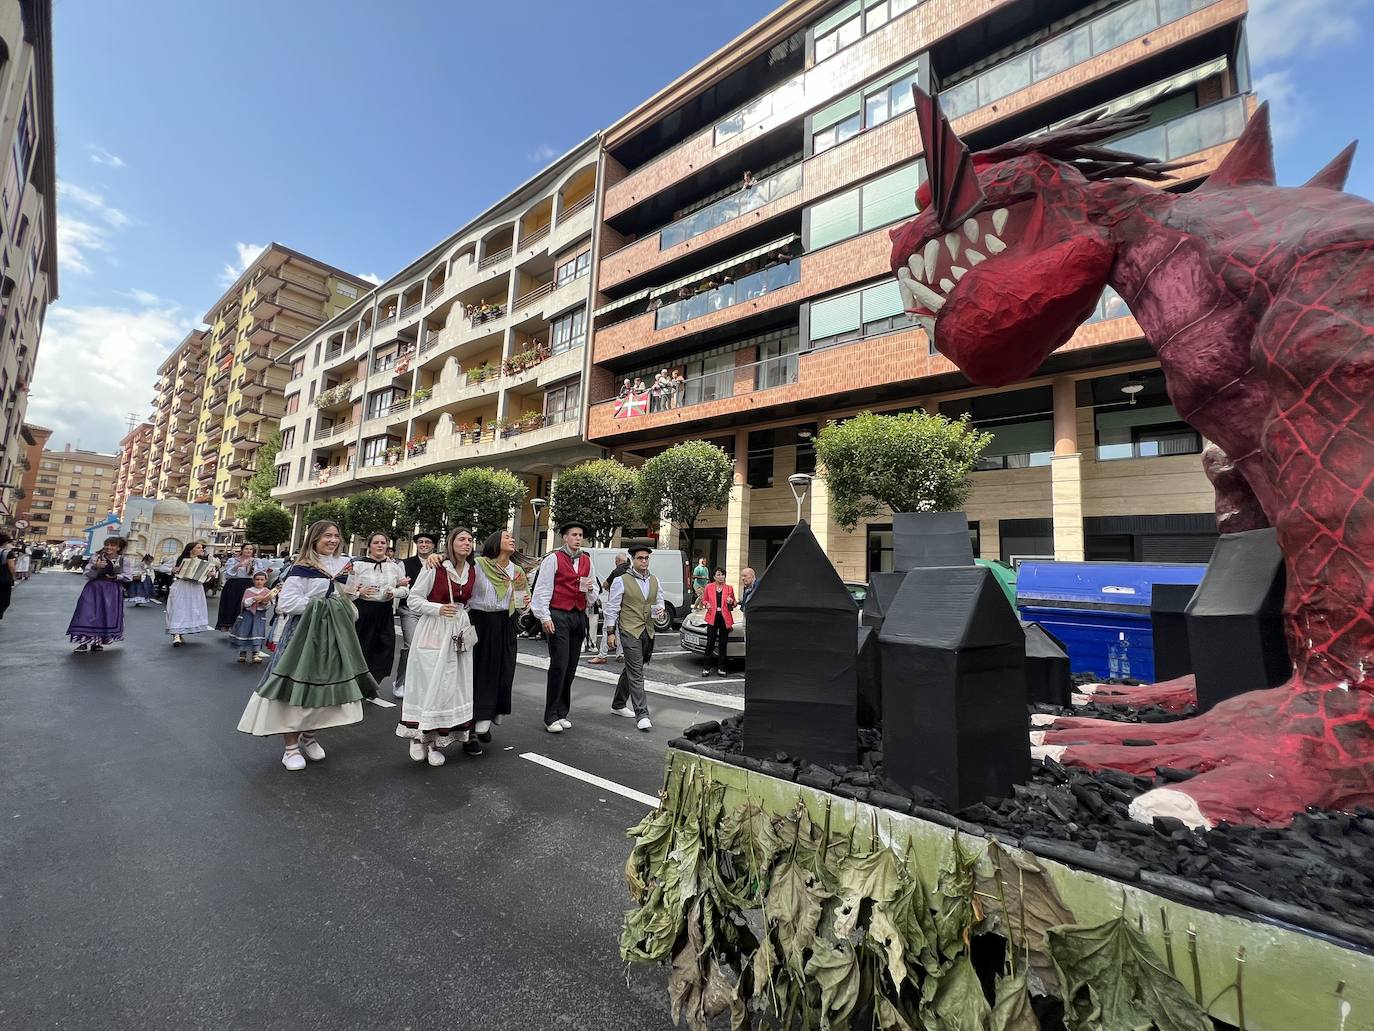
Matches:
[348,557,410,602]
[469,558,528,613]
[275,554,355,615]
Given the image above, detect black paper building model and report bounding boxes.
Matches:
[856,625,881,729]
[862,571,908,630]
[880,565,1030,809]
[1022,621,1072,707]
[1150,582,1198,683]
[893,511,975,570]
[744,520,859,765]
[1186,528,1291,712]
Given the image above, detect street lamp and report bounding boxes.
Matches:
[787,473,812,524]
[530,497,547,554]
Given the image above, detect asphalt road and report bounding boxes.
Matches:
[0,573,739,1030]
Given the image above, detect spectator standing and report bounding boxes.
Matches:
[691,556,710,603]
[588,551,629,665]
[605,541,665,731]
[740,566,758,609]
[0,533,15,621]
[670,369,686,408]
[700,568,737,677]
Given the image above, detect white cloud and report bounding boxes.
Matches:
[58,180,132,229]
[88,145,127,169]
[529,143,558,163]
[56,216,107,274]
[219,241,267,286]
[1254,70,1301,142]
[55,180,136,274]
[26,301,192,452]
[360,272,382,285]
[128,288,161,305]
[1245,0,1368,65]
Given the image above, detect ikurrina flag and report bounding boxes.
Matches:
[614,390,650,420]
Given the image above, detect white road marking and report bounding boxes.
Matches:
[678,678,744,689]
[368,697,397,708]
[519,752,660,808]
[515,653,744,710]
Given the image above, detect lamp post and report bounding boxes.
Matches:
[530,497,547,555]
[787,473,812,524]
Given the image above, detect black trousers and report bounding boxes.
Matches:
[471,608,516,721]
[0,581,10,620]
[703,612,729,671]
[354,599,397,684]
[544,608,587,726]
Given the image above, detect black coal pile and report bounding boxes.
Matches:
[672,716,1374,949]
[1032,701,1195,724]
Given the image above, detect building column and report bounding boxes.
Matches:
[657,508,675,551]
[725,429,750,591]
[809,474,833,556]
[544,468,562,554]
[1051,376,1085,562]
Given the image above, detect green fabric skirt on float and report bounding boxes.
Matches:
[254,594,379,706]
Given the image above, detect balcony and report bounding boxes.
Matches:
[478,247,512,271]
[374,312,398,334]
[228,457,257,474]
[254,269,285,296]
[279,268,327,298]
[371,348,415,377]
[661,164,803,252]
[1110,94,1249,166]
[400,300,422,321]
[519,224,551,251]
[426,281,449,308]
[313,382,355,410]
[418,330,442,355]
[466,302,506,327]
[235,401,284,422]
[654,260,800,330]
[237,373,278,398]
[242,344,273,371]
[207,390,229,413]
[247,320,283,346]
[314,418,353,441]
[512,280,554,312]
[198,440,221,460]
[230,430,264,449]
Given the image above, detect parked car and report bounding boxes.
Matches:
[680,580,868,669]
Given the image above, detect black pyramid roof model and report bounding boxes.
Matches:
[880,565,1022,650]
[750,519,860,614]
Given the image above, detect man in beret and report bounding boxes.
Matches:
[605,541,665,731]
[530,520,598,732]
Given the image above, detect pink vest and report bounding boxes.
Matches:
[550,550,591,612]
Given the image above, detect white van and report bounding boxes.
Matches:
[583,547,689,627]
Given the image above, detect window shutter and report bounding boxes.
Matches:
[810,292,862,341]
[813,0,861,37]
[808,190,861,250]
[861,281,904,322]
[812,92,862,134]
[862,164,920,230]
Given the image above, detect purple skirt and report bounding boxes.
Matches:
[67,579,125,645]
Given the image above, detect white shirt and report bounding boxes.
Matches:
[224,556,268,579]
[276,554,354,615]
[469,557,530,613]
[530,547,598,622]
[603,569,665,631]
[348,556,409,602]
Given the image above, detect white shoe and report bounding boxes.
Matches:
[282,748,306,771]
[300,735,325,762]
[393,683,405,698]
[637,716,653,732]
[558,718,572,730]
[474,719,492,734]
[612,705,635,718]
[409,739,425,762]
[427,746,446,766]
[545,722,564,734]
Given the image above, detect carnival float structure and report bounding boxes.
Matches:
[622,90,1374,1029]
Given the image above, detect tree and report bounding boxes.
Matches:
[550,459,639,546]
[243,504,293,550]
[344,487,404,542]
[302,499,351,543]
[814,410,993,531]
[399,473,453,536]
[635,440,733,560]
[447,467,528,541]
[237,431,283,517]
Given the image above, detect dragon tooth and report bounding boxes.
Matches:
[939,277,955,293]
[962,218,979,243]
[965,248,986,266]
[916,314,937,338]
[896,271,917,310]
[991,207,1009,235]
[985,235,1007,254]
[944,232,961,261]
[951,265,967,281]
[923,239,941,282]
[910,280,945,312]
[906,254,926,283]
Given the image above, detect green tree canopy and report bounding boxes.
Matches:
[344,487,404,544]
[814,410,992,531]
[242,503,293,549]
[302,499,351,544]
[635,440,733,558]
[447,467,528,541]
[551,459,639,547]
[399,473,453,537]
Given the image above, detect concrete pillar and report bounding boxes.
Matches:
[657,509,675,550]
[725,483,751,593]
[544,468,562,554]
[1050,376,1084,561]
[810,474,833,555]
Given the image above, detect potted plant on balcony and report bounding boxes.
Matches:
[385,444,404,466]
[412,386,431,403]
[520,410,544,432]
[406,436,428,458]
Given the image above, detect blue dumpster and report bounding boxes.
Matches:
[1015,562,1207,684]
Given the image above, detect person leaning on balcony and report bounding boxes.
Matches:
[530,519,597,734]
[618,379,632,401]
[671,368,686,408]
[650,371,669,413]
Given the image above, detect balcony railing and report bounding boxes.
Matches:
[419,331,442,354]
[939,0,1218,120]
[323,345,345,364]
[400,301,422,320]
[519,223,551,249]
[559,193,594,221]
[660,164,803,251]
[713,72,806,147]
[372,348,414,375]
[387,397,413,416]
[654,259,801,330]
[478,247,512,270]
[513,280,554,309]
[467,303,506,326]
[374,313,398,333]
[426,281,448,306]
[315,419,353,440]
[1110,94,1249,164]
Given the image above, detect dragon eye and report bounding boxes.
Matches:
[915,180,932,212]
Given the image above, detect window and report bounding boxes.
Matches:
[1090,370,1202,460]
[290,357,305,379]
[73,464,83,473]
[65,502,75,511]
[275,464,290,487]
[812,60,921,155]
[550,307,586,353]
[68,489,77,498]
[337,282,359,300]
[795,424,817,475]
[682,351,736,406]
[543,379,581,425]
[806,163,921,251]
[281,427,296,449]
[11,98,33,187]
[941,388,1054,470]
[555,250,591,287]
[809,279,905,348]
[284,393,300,415]
[361,436,393,467]
[367,389,401,420]
[747,429,775,488]
[757,332,800,390]
[814,0,923,62]
[95,467,105,476]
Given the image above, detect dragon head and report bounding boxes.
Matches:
[889,88,1178,387]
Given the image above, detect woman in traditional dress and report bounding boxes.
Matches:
[127,553,156,607]
[215,543,264,631]
[0,533,15,621]
[350,531,410,688]
[66,536,133,651]
[166,541,214,646]
[231,571,274,663]
[469,529,530,752]
[237,520,375,772]
[396,527,476,767]
[14,544,30,581]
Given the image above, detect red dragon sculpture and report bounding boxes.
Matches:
[889,89,1372,829]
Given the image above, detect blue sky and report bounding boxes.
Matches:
[30,0,1374,451]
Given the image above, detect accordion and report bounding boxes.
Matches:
[176,558,216,583]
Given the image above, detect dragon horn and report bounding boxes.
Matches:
[913,85,986,231]
[1304,141,1358,191]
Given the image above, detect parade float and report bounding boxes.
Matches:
[622,91,1374,1029]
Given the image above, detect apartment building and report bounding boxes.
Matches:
[272,139,602,552]
[24,443,118,543]
[587,0,1253,583]
[0,0,56,533]
[144,330,209,503]
[11,418,48,533]
[191,245,370,535]
[111,420,153,516]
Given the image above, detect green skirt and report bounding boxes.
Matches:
[253,595,378,707]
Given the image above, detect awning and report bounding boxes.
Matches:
[595,233,800,319]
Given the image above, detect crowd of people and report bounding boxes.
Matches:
[616,368,688,414]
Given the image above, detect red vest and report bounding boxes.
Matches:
[550,550,591,611]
